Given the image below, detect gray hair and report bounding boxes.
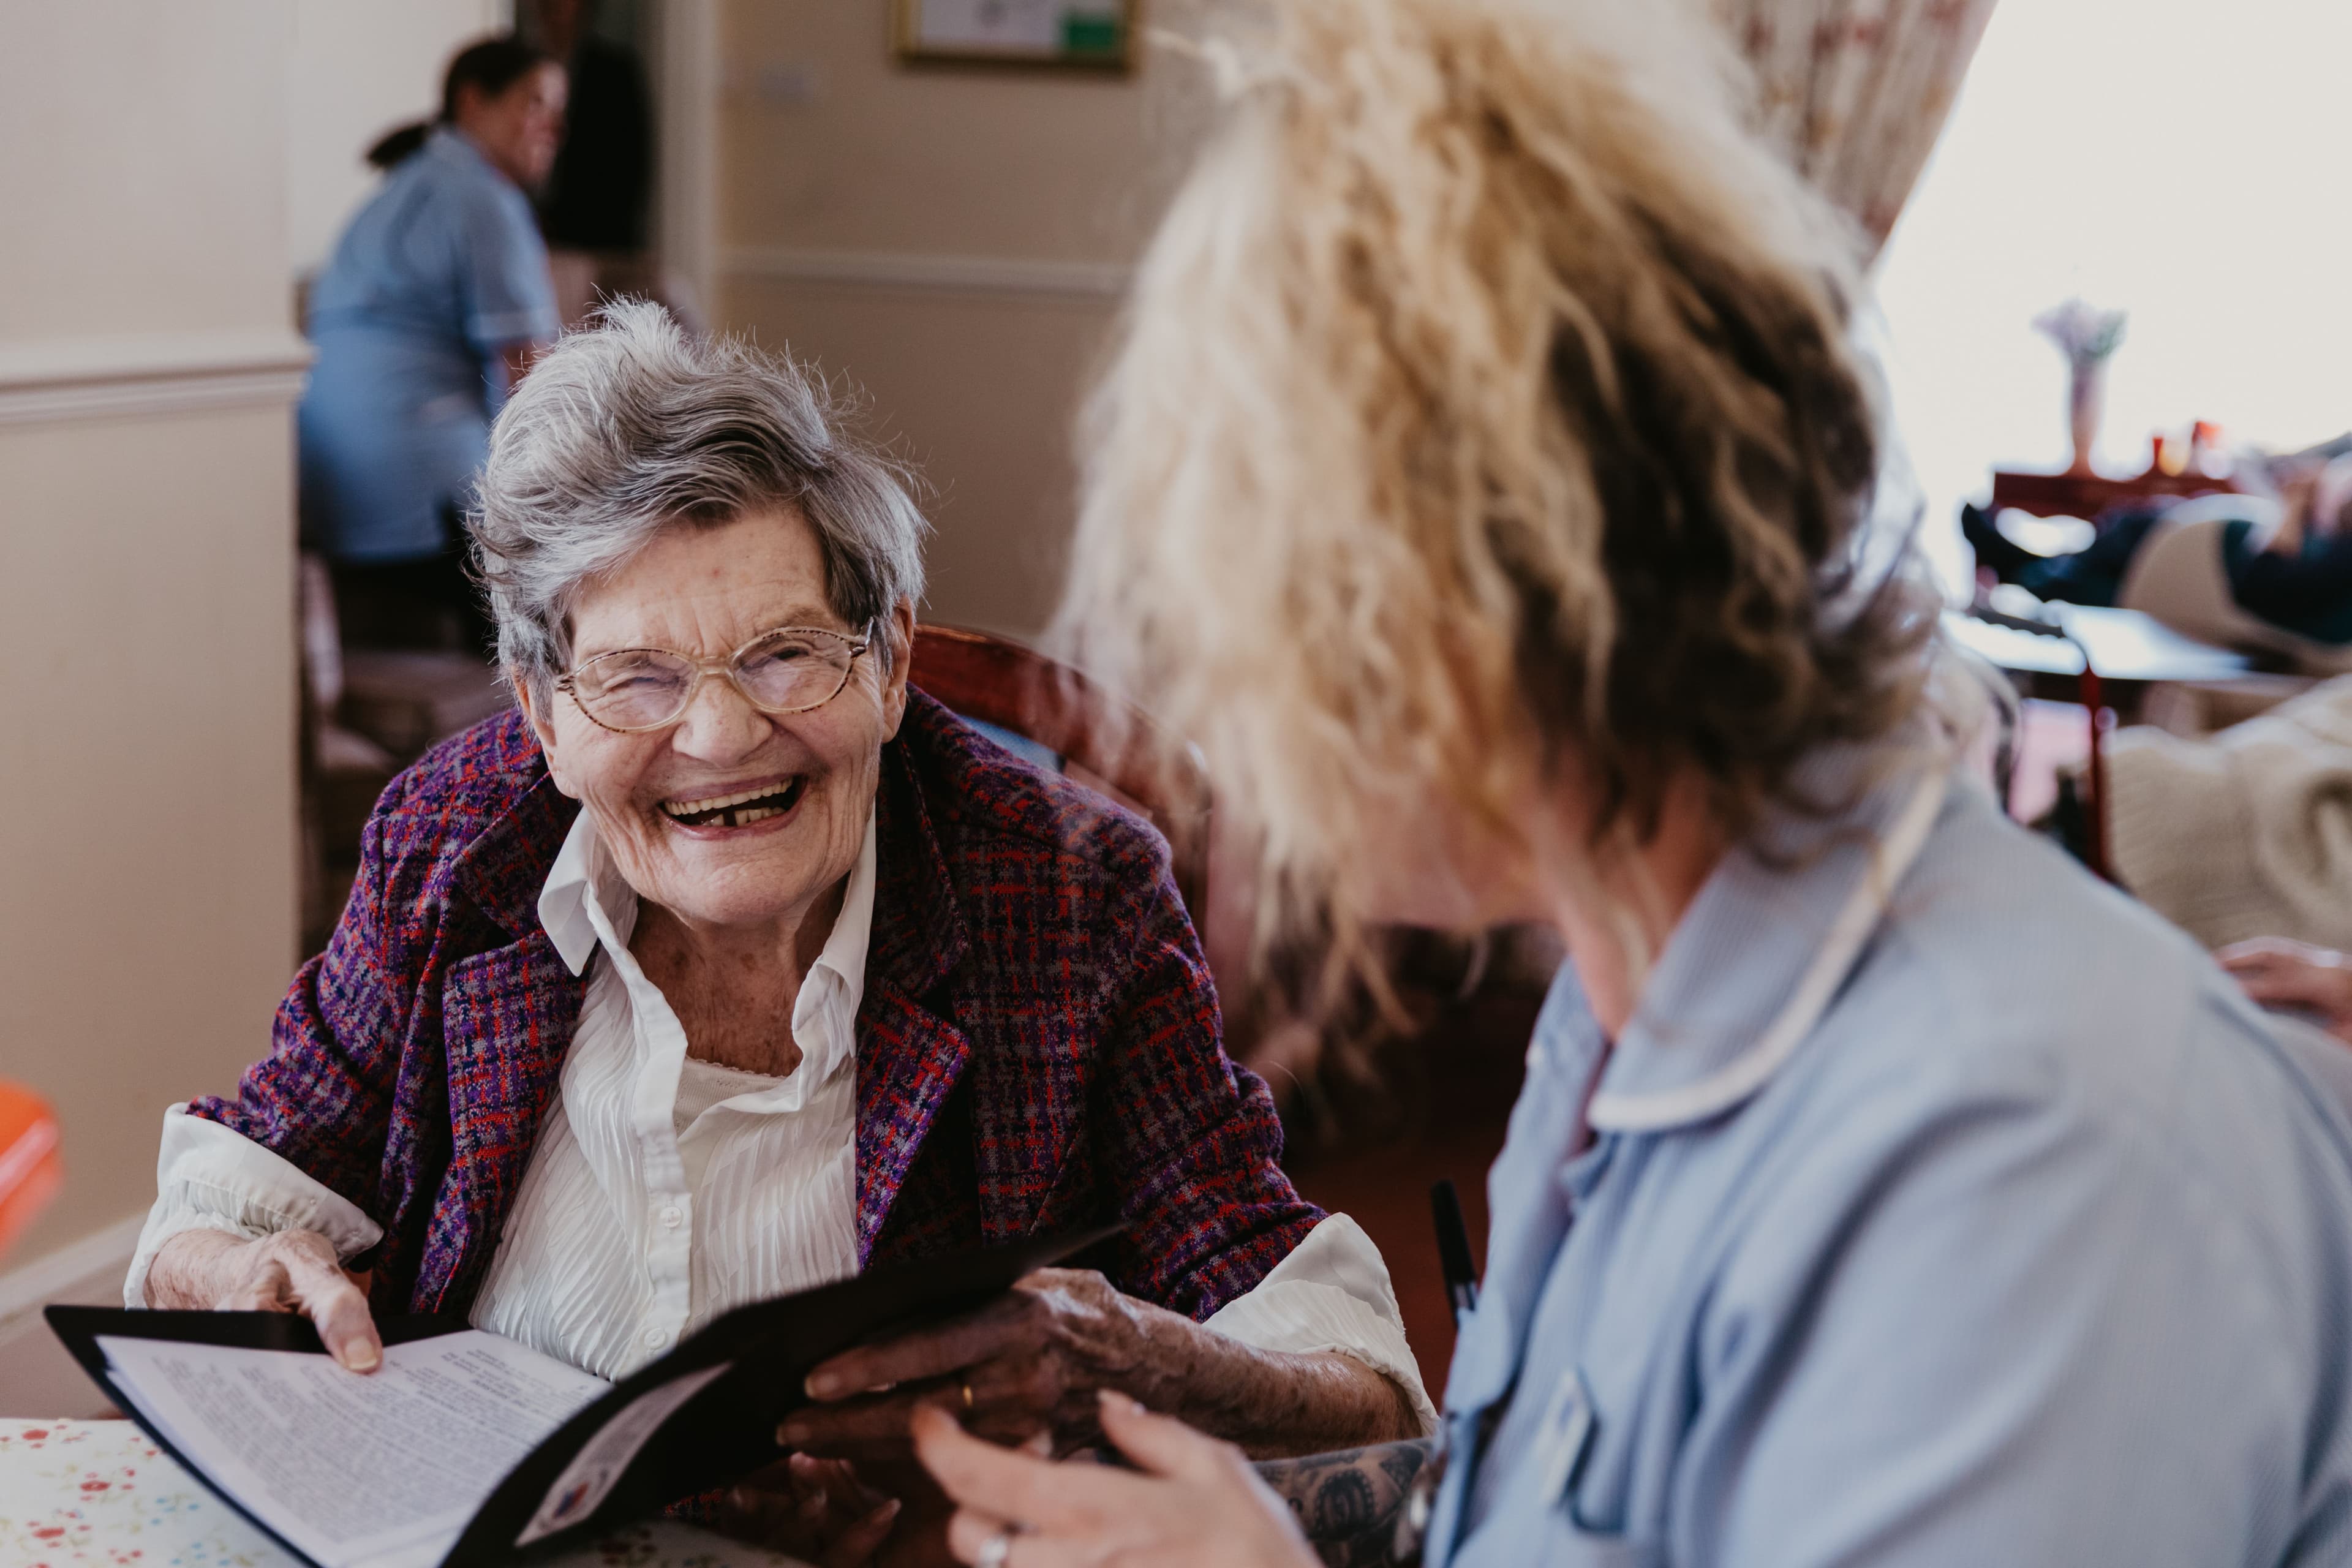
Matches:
[469,298,928,703]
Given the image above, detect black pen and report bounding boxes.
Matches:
[1431,1178,1479,1327]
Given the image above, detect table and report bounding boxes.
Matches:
[1941,604,2254,692]
[1988,462,2237,522]
[0,1419,809,1568]
[1943,605,2260,878]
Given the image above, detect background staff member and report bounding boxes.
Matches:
[298,35,565,652]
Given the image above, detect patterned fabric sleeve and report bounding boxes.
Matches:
[1090,851,1324,1321]
[184,778,421,1219]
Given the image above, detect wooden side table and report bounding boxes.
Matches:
[1990,450,2240,522]
[1943,606,2256,878]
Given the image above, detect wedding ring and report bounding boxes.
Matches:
[961,1377,976,1411]
[976,1528,1014,1568]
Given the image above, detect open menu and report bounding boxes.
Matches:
[47,1224,1117,1568]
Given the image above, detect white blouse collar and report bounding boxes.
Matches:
[535,805,880,1063]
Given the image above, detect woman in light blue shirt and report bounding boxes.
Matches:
[299,36,565,649]
[897,1,2352,1564]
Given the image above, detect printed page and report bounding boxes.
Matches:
[97,1330,608,1568]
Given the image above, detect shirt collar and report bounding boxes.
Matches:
[538,807,624,976]
[794,813,877,1072]
[536,807,879,1074]
[1570,737,1955,1135]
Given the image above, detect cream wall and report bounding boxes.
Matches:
[0,6,291,344]
[0,0,303,1254]
[709,1,1207,636]
[0,0,517,1281]
[287,0,511,274]
[0,1,312,1414]
[0,409,300,1245]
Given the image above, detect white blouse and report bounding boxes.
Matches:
[127,809,1434,1428]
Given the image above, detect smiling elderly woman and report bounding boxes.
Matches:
[129,303,1428,1506]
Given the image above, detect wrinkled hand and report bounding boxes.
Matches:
[2218,938,2352,1043]
[780,1269,1155,1462]
[145,1229,382,1373]
[713,1453,906,1568]
[913,1390,1319,1568]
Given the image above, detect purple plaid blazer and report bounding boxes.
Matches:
[191,691,1321,1321]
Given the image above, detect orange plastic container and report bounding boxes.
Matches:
[0,1081,62,1265]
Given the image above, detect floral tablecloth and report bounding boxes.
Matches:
[0,1419,808,1568]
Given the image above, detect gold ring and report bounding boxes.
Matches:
[961,1378,976,1411]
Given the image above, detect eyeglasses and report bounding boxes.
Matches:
[556,624,873,734]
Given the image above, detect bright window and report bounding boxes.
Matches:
[1874,0,2352,595]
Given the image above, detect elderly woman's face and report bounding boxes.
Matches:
[527,508,913,934]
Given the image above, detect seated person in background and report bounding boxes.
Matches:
[135,303,1428,1552]
[2102,672,2352,954]
[891,1,2352,1564]
[2217,940,2352,1125]
[1962,453,2352,644]
[2230,930,2352,1044]
[2224,938,2352,1044]
[300,36,566,654]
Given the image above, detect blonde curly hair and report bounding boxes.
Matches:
[1058,0,1932,962]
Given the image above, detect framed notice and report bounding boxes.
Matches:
[893,0,1140,71]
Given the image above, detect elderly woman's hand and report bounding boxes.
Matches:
[145,1228,382,1372]
[778,1268,1419,1468]
[911,1392,1320,1568]
[778,1268,1161,1461]
[2218,938,2352,1044]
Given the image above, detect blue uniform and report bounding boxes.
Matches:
[298,128,557,564]
[1430,740,2352,1566]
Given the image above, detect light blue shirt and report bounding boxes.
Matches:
[298,127,558,564]
[1430,739,2352,1566]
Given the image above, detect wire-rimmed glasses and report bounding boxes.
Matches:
[556,624,873,734]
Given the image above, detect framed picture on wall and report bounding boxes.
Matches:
[893,0,1140,72]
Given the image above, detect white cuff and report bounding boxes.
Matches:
[1203,1213,1439,1435]
[124,1104,385,1308]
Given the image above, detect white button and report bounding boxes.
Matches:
[643,1325,670,1348]
[659,1205,684,1229]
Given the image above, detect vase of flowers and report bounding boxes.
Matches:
[2034,299,2128,477]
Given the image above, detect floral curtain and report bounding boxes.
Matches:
[1712,0,2000,256]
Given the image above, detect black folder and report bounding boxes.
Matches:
[48,1223,1118,1567]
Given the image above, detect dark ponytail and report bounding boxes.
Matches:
[364,34,554,170]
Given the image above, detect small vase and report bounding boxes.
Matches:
[2067,361,2106,477]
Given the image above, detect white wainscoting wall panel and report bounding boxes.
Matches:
[0,329,312,428]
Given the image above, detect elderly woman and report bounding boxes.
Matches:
[908,2,2352,1566]
[132,303,1428,1536]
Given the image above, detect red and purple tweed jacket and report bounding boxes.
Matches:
[190,690,1322,1322]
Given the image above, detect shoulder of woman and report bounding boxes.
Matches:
[413,136,537,224]
[1732,900,2346,1302]
[362,707,568,908]
[896,691,1177,895]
